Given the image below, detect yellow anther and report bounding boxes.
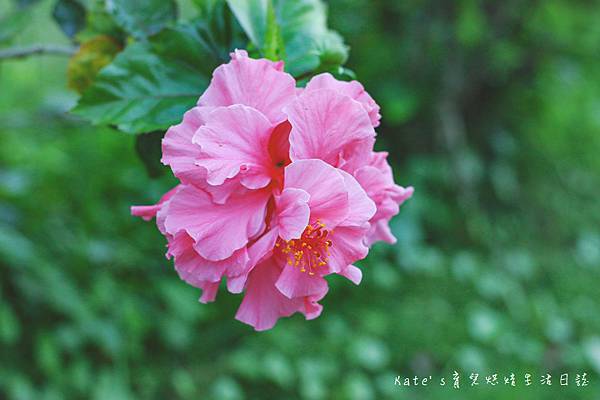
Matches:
[275,221,335,274]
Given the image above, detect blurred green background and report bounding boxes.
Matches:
[1,0,600,399]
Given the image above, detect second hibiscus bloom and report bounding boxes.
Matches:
[132,49,413,330]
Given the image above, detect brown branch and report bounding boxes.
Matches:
[0,44,77,61]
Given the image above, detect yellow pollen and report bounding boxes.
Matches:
[274,219,334,275]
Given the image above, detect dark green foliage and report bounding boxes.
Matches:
[72,42,209,133]
[107,0,178,40]
[135,131,167,178]
[71,0,348,136]
[52,0,86,38]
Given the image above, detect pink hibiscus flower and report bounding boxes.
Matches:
[132,50,412,330]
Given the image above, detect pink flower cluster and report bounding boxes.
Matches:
[132,50,413,331]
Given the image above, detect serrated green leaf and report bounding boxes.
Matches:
[106,0,178,39]
[72,42,208,134]
[149,23,219,76]
[227,0,348,76]
[52,0,86,38]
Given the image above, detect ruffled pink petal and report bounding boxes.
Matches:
[227,228,280,294]
[193,105,275,189]
[325,225,370,274]
[274,188,310,241]
[285,88,375,167]
[361,153,414,208]
[275,259,329,299]
[131,185,179,221]
[354,161,414,245]
[164,185,269,261]
[370,151,393,177]
[355,165,395,210]
[367,219,397,245]
[161,107,213,187]
[337,169,376,227]
[202,178,247,205]
[303,297,324,320]
[198,281,220,303]
[338,264,363,285]
[283,159,349,227]
[198,50,296,124]
[306,73,381,127]
[168,232,250,284]
[231,49,284,71]
[302,285,329,320]
[335,136,375,175]
[235,258,303,331]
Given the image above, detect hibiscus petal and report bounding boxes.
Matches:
[198,51,296,124]
[302,285,329,320]
[305,73,381,127]
[193,105,275,189]
[285,89,375,167]
[227,228,280,294]
[235,258,303,331]
[337,169,376,227]
[326,226,370,274]
[161,107,213,187]
[198,281,220,303]
[275,261,329,299]
[131,185,179,221]
[339,264,363,285]
[354,163,414,245]
[367,219,397,245]
[275,188,310,241]
[355,165,414,209]
[164,185,269,261]
[283,159,349,227]
[168,232,250,284]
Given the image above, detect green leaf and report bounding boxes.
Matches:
[226,0,268,46]
[76,0,126,42]
[67,35,122,94]
[135,131,166,177]
[149,22,219,77]
[0,10,29,45]
[263,0,285,60]
[72,41,209,134]
[52,0,86,38]
[106,0,178,39]
[227,0,349,76]
[194,0,248,63]
[273,0,348,76]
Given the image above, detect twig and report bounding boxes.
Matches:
[0,44,77,61]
